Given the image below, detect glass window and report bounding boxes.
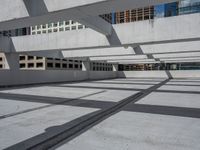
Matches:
[48,23,52,28]
[65,21,70,25]
[72,26,76,30]
[54,23,58,27]
[65,27,70,31]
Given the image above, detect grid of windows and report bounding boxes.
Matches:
[31,20,86,35]
[19,55,82,70]
[90,62,113,71]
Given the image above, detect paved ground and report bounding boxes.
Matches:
[0,78,200,150]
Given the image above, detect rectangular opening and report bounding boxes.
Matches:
[65,27,70,31]
[55,63,61,68]
[75,64,79,69]
[78,25,83,29]
[47,63,53,68]
[65,21,70,25]
[62,63,67,68]
[36,63,43,68]
[47,57,53,60]
[36,56,43,60]
[0,57,2,61]
[28,56,34,60]
[28,63,34,68]
[72,26,76,30]
[20,63,26,68]
[69,64,73,68]
[19,56,26,60]
[0,64,3,68]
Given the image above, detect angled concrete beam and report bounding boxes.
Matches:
[0,0,177,31]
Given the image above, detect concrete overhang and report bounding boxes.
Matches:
[0,0,177,32]
[1,14,199,53]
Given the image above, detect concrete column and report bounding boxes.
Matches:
[113,63,118,71]
[4,53,19,70]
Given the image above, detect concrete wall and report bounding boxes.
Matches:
[89,71,117,80]
[118,71,200,79]
[0,70,117,86]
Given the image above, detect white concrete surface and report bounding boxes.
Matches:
[118,70,200,79]
[0,78,200,149]
[1,14,199,53]
[55,111,200,150]
[0,105,98,149]
[0,70,117,86]
[0,0,176,31]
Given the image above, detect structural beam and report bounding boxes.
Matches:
[1,14,199,53]
[90,55,147,61]
[0,0,177,31]
[62,47,136,58]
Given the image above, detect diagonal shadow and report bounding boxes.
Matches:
[53,85,143,91]
[0,90,106,120]
[4,79,169,150]
[124,104,200,118]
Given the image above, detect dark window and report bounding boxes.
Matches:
[19,56,26,60]
[28,56,34,60]
[74,64,79,69]
[20,63,26,68]
[72,26,76,30]
[55,63,61,68]
[0,64,3,68]
[36,63,43,68]
[0,57,2,61]
[47,63,53,68]
[69,64,73,68]
[36,56,43,60]
[62,63,67,68]
[28,63,34,68]
[47,57,53,60]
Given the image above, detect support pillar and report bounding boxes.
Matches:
[4,53,19,70]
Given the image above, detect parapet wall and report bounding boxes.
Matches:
[0,70,117,87]
[118,70,200,79]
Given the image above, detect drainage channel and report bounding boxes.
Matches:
[6,79,169,150]
[0,91,106,120]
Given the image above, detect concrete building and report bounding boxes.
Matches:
[0,0,200,150]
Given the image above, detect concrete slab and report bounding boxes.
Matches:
[0,98,47,116]
[0,105,99,149]
[158,85,200,92]
[54,111,200,150]
[136,92,200,109]
[61,82,152,90]
[0,86,103,99]
[82,90,137,102]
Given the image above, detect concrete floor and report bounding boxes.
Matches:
[0,78,200,149]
